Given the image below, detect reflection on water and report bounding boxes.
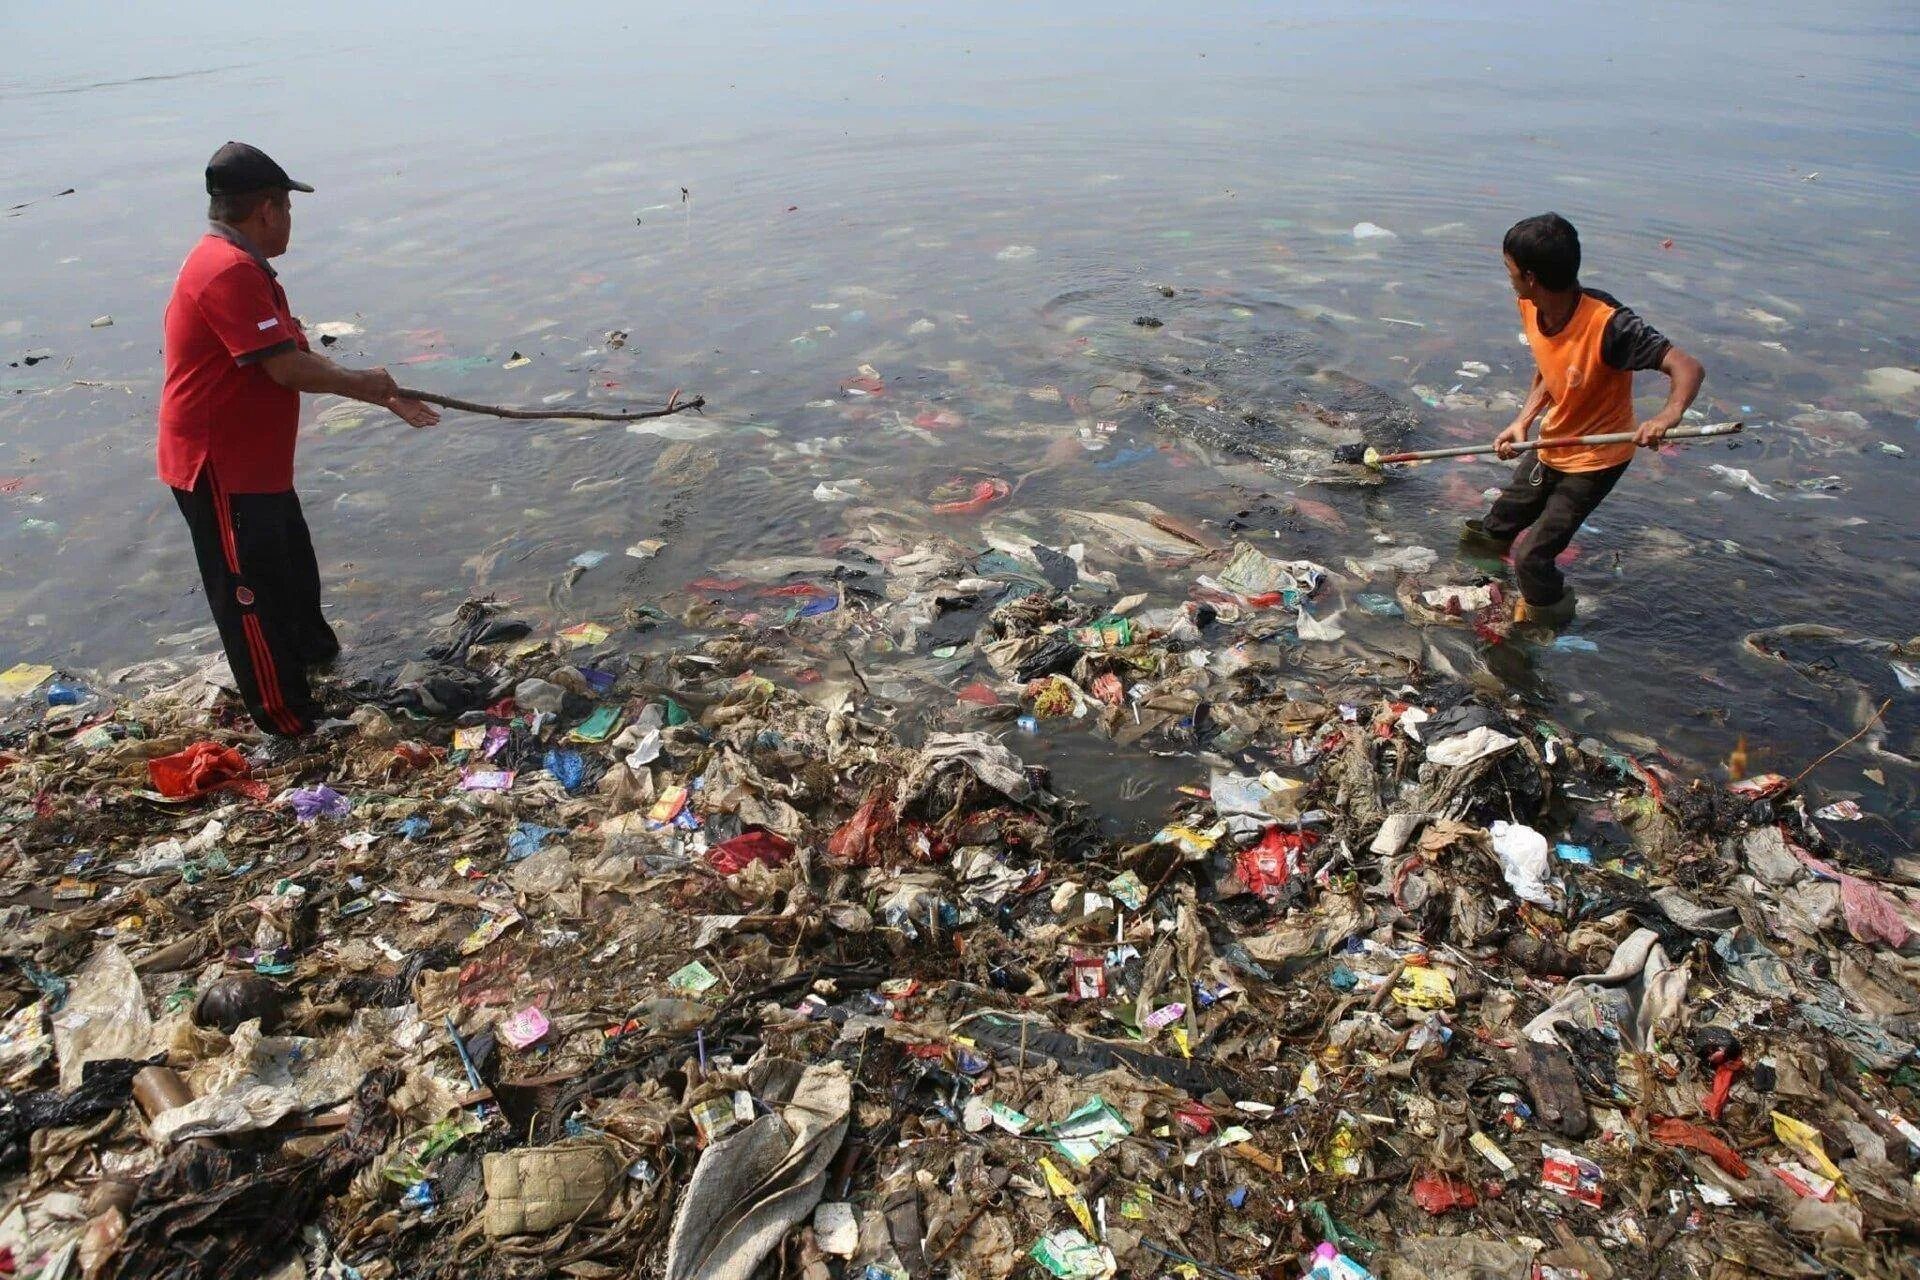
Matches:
[2,1,1916,847]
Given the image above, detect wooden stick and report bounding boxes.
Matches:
[930,1197,998,1264]
[1230,1141,1284,1174]
[1791,698,1891,785]
[397,387,706,423]
[840,646,871,696]
[1367,961,1406,1012]
[1366,420,1742,466]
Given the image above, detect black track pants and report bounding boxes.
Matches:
[171,468,337,736]
[1478,456,1629,606]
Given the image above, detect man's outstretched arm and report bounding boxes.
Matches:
[258,349,441,428]
[1634,345,1705,448]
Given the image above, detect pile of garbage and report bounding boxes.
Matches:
[1,554,1917,1280]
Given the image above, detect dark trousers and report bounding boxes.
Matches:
[1479,456,1629,605]
[172,469,337,737]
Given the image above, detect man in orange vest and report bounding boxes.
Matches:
[1463,213,1705,624]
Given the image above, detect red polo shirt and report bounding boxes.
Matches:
[157,225,309,494]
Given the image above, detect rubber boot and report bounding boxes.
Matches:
[1513,589,1577,627]
[1458,517,1512,557]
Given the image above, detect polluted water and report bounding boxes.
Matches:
[1,5,1918,1280]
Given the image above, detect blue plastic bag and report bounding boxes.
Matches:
[543,749,587,792]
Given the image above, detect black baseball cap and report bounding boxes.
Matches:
[205,142,314,196]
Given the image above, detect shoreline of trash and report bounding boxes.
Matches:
[2,556,1918,1280]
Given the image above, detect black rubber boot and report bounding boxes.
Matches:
[1459,517,1513,557]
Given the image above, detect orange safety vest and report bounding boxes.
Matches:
[1519,293,1637,473]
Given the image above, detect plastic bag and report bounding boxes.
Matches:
[930,477,1010,515]
[286,783,350,821]
[1237,827,1317,897]
[147,742,259,800]
[507,822,562,863]
[50,944,153,1089]
[0,1056,150,1171]
[1490,821,1555,907]
[1014,633,1083,682]
[1426,726,1517,768]
[708,828,796,876]
[1296,605,1346,642]
[543,748,604,794]
[827,791,896,865]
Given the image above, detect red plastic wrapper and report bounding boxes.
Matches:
[1539,1145,1604,1207]
[955,682,1001,707]
[706,828,796,876]
[827,791,897,866]
[930,477,1010,515]
[390,741,443,773]
[1236,826,1320,896]
[146,741,265,802]
[1174,1101,1215,1135]
[1649,1116,1751,1179]
[1410,1173,1479,1214]
[1703,1059,1739,1121]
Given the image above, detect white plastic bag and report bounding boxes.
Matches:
[1490,821,1556,908]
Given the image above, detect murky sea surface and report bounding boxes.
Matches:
[3,1,1917,847]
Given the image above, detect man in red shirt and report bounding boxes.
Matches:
[160,142,439,738]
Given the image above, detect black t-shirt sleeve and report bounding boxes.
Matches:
[1599,303,1672,372]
